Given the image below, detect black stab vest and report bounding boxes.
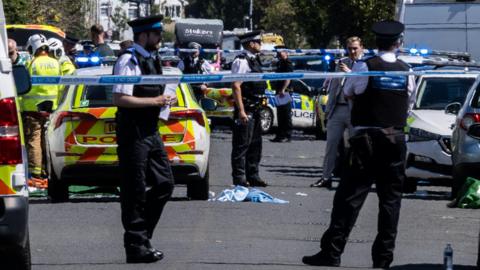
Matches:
[116,48,165,134]
[182,55,203,74]
[236,53,267,101]
[351,56,410,128]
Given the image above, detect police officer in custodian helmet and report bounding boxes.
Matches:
[112,15,177,264]
[303,20,416,269]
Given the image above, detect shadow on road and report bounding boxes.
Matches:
[261,164,323,178]
[391,264,477,270]
[29,195,191,204]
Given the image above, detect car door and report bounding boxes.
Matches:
[289,80,316,128]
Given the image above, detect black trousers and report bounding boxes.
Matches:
[231,108,262,183]
[275,102,292,139]
[320,129,406,265]
[116,124,174,248]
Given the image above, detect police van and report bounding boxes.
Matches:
[0,0,33,269]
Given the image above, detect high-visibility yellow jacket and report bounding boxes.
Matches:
[21,54,62,112]
[59,56,76,75]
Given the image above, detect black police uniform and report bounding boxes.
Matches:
[231,31,267,187]
[182,55,204,74]
[114,15,174,263]
[272,57,294,141]
[303,21,410,268]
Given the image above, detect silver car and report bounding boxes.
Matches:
[451,76,480,198]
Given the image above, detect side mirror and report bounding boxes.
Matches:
[445,102,461,115]
[200,98,218,111]
[13,65,31,95]
[467,124,480,140]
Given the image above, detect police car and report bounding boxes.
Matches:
[204,79,327,135]
[0,1,32,267]
[405,72,478,190]
[46,66,211,201]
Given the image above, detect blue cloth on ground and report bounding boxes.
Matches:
[215,186,289,204]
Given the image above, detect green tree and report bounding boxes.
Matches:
[186,0,249,30]
[261,0,304,48]
[291,0,396,48]
[111,6,129,40]
[24,0,90,38]
[4,0,30,24]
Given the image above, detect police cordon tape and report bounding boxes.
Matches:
[158,47,469,58]
[31,71,480,85]
[159,47,377,55]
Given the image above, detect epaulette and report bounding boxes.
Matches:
[118,47,139,65]
[360,55,375,62]
[235,52,247,59]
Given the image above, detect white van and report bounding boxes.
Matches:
[397,0,480,61]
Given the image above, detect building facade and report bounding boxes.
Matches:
[91,0,188,40]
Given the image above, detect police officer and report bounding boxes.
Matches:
[112,15,176,264]
[21,34,62,190]
[177,42,213,100]
[177,42,213,74]
[303,20,416,268]
[270,46,293,143]
[62,33,79,65]
[230,30,268,187]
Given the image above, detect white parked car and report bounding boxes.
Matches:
[405,73,478,191]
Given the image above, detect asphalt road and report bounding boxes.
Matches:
[29,128,479,270]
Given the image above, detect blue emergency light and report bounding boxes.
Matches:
[75,55,102,68]
[324,55,331,61]
[407,48,429,56]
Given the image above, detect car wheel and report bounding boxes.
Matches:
[315,118,327,140]
[48,164,69,203]
[259,107,273,133]
[2,232,31,270]
[403,177,418,193]
[187,166,210,200]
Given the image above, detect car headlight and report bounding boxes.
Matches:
[408,127,441,142]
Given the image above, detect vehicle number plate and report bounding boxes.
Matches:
[104,121,116,134]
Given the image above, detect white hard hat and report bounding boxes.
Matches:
[27,34,49,55]
[48,38,64,59]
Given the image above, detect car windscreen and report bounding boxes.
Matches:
[78,84,186,108]
[415,77,476,110]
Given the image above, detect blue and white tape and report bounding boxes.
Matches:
[160,47,377,55]
[31,71,480,85]
[159,47,466,57]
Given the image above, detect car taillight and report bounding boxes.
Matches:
[0,98,22,165]
[169,109,206,127]
[54,112,97,129]
[460,113,480,130]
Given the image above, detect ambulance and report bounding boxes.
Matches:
[0,0,33,269]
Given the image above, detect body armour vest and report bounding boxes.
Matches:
[117,48,165,133]
[182,55,203,74]
[351,56,410,128]
[236,53,267,101]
